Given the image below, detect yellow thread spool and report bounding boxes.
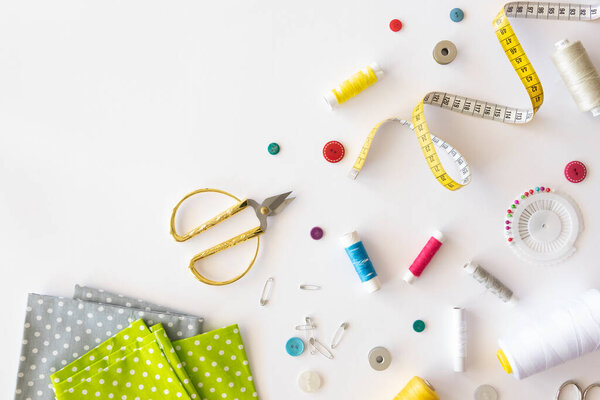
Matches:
[324,62,383,109]
[393,376,440,400]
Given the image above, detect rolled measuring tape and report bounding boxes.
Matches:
[350,2,599,191]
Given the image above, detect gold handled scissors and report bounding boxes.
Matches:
[556,381,600,399]
[170,188,294,286]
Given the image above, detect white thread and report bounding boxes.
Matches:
[552,39,600,117]
[452,307,466,372]
[499,289,600,380]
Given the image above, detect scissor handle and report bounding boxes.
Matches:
[556,380,582,400]
[189,226,264,286]
[170,188,248,242]
[584,383,600,399]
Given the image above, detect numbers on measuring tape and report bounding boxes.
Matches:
[350,2,598,191]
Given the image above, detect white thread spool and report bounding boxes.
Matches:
[452,307,466,372]
[498,289,600,380]
[552,39,600,117]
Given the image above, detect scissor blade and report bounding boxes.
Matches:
[262,191,293,215]
[271,197,295,215]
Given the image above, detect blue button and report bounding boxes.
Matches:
[450,8,464,22]
[286,337,305,356]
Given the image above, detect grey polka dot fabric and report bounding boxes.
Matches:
[73,285,176,314]
[14,289,204,400]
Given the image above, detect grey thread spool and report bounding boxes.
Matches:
[552,39,600,117]
[463,262,517,304]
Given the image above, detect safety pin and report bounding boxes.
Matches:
[295,323,316,331]
[299,284,322,290]
[309,337,334,360]
[331,322,348,349]
[305,316,317,355]
[259,277,274,306]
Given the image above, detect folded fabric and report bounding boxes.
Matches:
[175,324,258,399]
[74,285,177,314]
[52,320,199,400]
[52,320,259,399]
[14,291,204,400]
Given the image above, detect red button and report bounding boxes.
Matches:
[564,161,587,183]
[323,141,345,163]
[389,19,402,32]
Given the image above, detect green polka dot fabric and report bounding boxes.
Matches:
[174,325,258,398]
[52,320,199,400]
[52,320,258,400]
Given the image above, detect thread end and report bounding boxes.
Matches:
[497,349,513,374]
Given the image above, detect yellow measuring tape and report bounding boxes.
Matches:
[350,2,599,191]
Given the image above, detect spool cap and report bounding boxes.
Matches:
[453,357,465,373]
[496,349,513,374]
[463,261,477,274]
[432,230,445,243]
[369,62,384,80]
[403,270,417,284]
[340,231,359,247]
[362,276,381,293]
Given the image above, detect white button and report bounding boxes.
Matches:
[297,370,321,393]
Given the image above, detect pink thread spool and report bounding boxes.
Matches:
[403,231,444,284]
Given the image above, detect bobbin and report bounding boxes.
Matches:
[474,384,498,400]
[368,346,391,371]
[433,40,457,65]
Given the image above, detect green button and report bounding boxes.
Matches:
[413,319,425,332]
[268,142,280,155]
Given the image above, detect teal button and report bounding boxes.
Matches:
[450,8,464,22]
[286,337,305,356]
[268,142,280,155]
[413,319,426,332]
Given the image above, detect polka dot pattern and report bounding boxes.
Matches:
[50,322,258,400]
[175,325,258,399]
[53,324,197,400]
[15,290,204,400]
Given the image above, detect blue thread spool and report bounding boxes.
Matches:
[340,231,381,293]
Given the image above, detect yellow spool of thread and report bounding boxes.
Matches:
[324,62,383,109]
[393,376,440,400]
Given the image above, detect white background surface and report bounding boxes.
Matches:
[1,1,600,399]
